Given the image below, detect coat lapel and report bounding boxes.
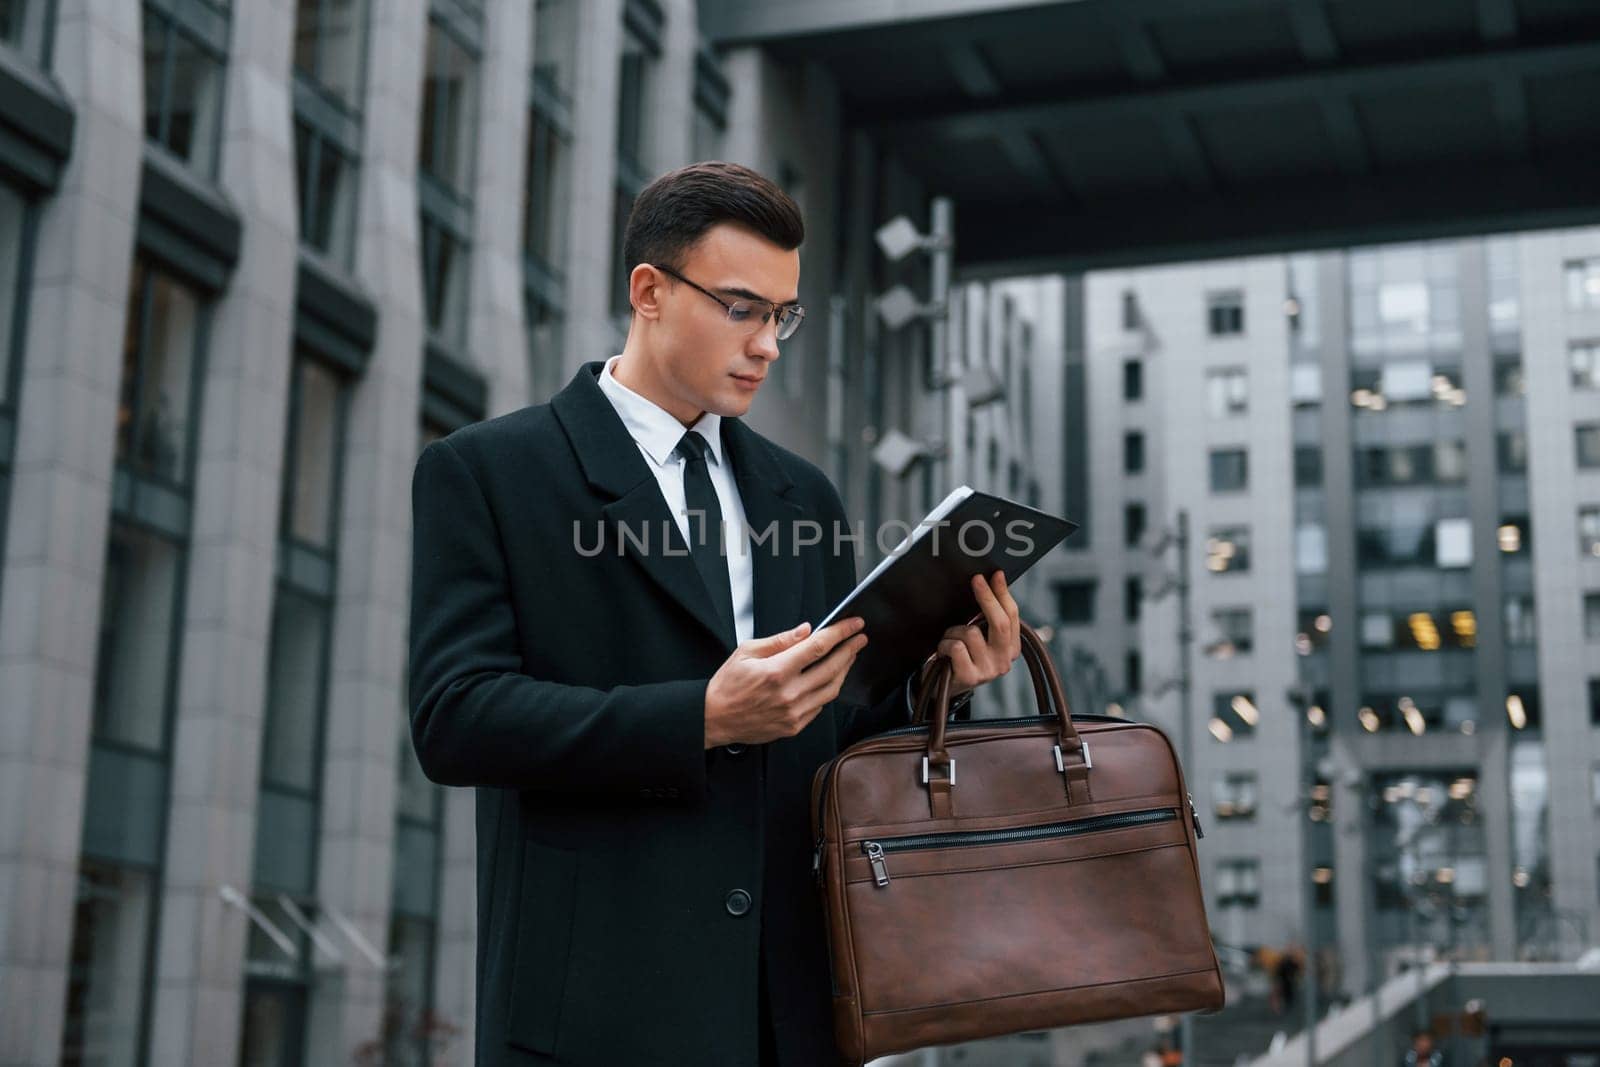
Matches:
[550,361,809,655]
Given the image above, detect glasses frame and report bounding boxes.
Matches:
[650,263,805,340]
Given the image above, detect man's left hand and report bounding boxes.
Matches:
[924,570,1023,700]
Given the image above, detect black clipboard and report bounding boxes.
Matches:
[814,487,1079,709]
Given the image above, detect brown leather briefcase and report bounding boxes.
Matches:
[811,621,1225,1063]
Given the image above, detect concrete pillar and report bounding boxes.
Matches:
[0,1,142,1061]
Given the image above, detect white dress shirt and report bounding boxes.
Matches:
[597,353,756,647]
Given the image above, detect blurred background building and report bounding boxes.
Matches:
[0,0,1595,1065]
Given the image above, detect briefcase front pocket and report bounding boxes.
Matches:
[841,809,1214,1016]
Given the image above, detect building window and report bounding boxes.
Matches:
[1205,367,1248,417]
[1572,340,1600,390]
[1207,290,1244,336]
[1208,607,1253,657]
[1436,517,1473,568]
[1123,502,1146,547]
[291,0,369,267]
[1590,680,1600,727]
[1211,691,1258,739]
[1355,443,1467,486]
[1505,596,1538,645]
[1290,363,1322,408]
[1578,425,1600,469]
[1213,773,1258,820]
[1216,858,1260,908]
[417,11,481,351]
[0,0,52,64]
[141,1,229,176]
[1497,431,1527,474]
[118,258,205,488]
[1585,592,1600,640]
[1494,357,1525,397]
[1296,608,1332,654]
[1497,516,1529,555]
[1054,580,1094,624]
[692,39,729,162]
[1126,649,1141,693]
[1565,258,1600,311]
[418,15,479,196]
[611,17,660,323]
[1120,289,1140,330]
[1206,526,1250,573]
[1124,575,1141,623]
[1296,523,1328,575]
[1123,359,1143,401]
[1123,431,1144,474]
[1209,448,1248,493]
[1294,446,1323,487]
[1580,507,1600,559]
[61,861,158,1065]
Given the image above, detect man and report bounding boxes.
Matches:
[409,161,1022,1066]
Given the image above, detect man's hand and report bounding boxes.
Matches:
[703,618,868,748]
[921,570,1023,701]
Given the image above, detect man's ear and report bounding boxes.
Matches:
[630,264,666,322]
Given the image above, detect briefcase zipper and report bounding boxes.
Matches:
[812,713,1127,883]
[858,808,1177,887]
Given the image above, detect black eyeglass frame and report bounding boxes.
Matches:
[650,263,806,340]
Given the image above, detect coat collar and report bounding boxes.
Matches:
[551,360,806,654]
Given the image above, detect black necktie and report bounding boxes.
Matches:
[676,430,735,644]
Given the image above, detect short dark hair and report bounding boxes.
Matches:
[621,161,804,285]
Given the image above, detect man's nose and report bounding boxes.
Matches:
[746,319,781,361]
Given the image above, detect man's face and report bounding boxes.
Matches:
[640,222,800,422]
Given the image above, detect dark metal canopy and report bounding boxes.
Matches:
[704,0,1600,277]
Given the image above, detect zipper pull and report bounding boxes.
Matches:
[1188,794,1205,839]
[863,841,890,887]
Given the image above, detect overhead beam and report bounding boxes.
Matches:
[949,159,1600,278]
[1285,0,1372,177]
[862,38,1600,142]
[1108,13,1218,192]
[943,41,1073,201]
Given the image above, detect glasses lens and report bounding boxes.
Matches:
[726,301,758,325]
[776,307,804,340]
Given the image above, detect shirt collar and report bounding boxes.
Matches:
[597,353,724,468]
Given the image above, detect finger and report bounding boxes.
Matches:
[742,620,813,658]
[774,616,864,672]
[939,639,979,691]
[971,573,1010,644]
[793,633,868,699]
[996,571,1022,653]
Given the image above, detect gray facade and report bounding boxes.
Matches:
[1062,232,1600,1003]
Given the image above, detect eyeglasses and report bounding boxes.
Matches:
[652,264,806,341]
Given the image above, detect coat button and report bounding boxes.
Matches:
[724,889,752,917]
[723,743,745,756]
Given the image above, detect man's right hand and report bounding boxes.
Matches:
[703,618,868,748]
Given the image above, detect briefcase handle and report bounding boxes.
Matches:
[913,619,1092,815]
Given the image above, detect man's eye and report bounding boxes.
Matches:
[727,303,757,322]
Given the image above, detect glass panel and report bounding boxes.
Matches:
[260,588,330,792]
[1579,507,1600,558]
[60,860,154,1067]
[396,709,440,824]
[525,290,566,403]
[119,263,201,485]
[1206,526,1250,573]
[1566,258,1600,312]
[296,127,359,267]
[533,0,578,102]
[1573,339,1600,389]
[162,26,224,174]
[616,27,654,169]
[1296,523,1327,575]
[420,216,468,346]
[1578,425,1600,469]
[419,20,479,195]
[93,525,184,751]
[1209,449,1248,493]
[523,105,571,271]
[0,183,22,406]
[1205,368,1248,417]
[141,11,167,145]
[1585,593,1600,640]
[239,982,307,1067]
[286,358,343,548]
[295,0,367,105]
[383,914,438,1067]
